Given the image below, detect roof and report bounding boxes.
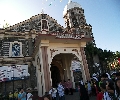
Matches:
[5,13,65,33]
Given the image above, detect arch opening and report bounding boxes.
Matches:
[50,53,83,88]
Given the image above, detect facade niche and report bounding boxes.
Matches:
[41,19,49,31]
[9,41,23,57]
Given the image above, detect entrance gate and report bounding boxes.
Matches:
[33,32,92,97]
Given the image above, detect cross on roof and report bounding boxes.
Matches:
[41,8,44,14]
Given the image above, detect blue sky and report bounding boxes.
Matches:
[0,0,120,52]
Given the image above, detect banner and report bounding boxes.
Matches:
[0,65,29,82]
[71,60,81,71]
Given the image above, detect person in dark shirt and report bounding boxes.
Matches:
[79,80,89,100]
[116,72,120,79]
[101,73,113,85]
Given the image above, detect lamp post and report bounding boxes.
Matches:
[12,69,14,100]
[21,69,26,89]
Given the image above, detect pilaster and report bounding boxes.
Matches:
[41,45,51,92]
[80,47,90,81]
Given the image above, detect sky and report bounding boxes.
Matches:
[0,0,120,52]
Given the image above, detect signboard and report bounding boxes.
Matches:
[0,65,29,82]
[71,60,81,71]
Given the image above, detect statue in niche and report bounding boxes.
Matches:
[42,20,48,30]
[12,43,20,57]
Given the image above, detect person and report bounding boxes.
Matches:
[63,81,68,95]
[14,91,18,100]
[57,81,65,100]
[87,81,92,97]
[111,72,116,81]
[49,87,57,100]
[20,89,26,100]
[116,72,120,79]
[18,91,22,100]
[27,89,33,100]
[9,92,13,100]
[79,79,89,100]
[101,73,113,85]
[100,83,112,100]
[67,79,73,95]
[115,78,120,99]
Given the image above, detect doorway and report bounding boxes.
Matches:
[50,64,61,88]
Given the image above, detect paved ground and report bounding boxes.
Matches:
[65,92,96,100]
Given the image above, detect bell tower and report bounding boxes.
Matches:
[63,0,94,45]
[63,0,87,31]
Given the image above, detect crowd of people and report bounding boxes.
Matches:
[45,79,73,100]
[7,88,33,100]
[2,72,120,100]
[78,72,120,100]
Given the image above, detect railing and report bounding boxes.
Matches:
[48,32,85,39]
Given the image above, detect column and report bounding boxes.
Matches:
[80,47,90,81]
[41,46,51,92]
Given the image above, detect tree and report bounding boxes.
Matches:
[85,42,116,74]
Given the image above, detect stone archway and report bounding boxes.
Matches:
[49,53,83,88]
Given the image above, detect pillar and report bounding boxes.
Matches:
[80,47,90,81]
[41,46,51,92]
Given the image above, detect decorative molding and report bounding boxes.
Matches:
[72,49,79,55]
[50,49,58,58]
[37,56,40,65]
[38,64,41,72]
[64,49,66,51]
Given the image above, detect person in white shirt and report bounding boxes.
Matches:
[27,89,33,100]
[49,87,57,100]
[57,81,65,100]
[100,82,113,100]
[103,92,112,100]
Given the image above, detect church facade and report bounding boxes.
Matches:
[0,1,94,96]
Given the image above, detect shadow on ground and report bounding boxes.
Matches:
[65,92,96,100]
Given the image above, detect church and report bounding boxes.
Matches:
[0,0,94,96]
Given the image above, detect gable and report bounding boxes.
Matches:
[6,14,65,33]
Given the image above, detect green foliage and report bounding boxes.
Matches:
[85,42,119,73]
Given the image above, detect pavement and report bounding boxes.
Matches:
[65,92,96,100]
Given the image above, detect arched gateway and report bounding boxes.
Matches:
[33,31,92,96]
